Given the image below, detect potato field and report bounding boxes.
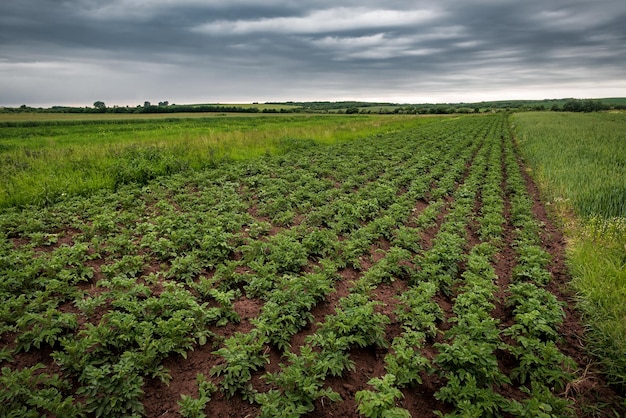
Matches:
[0,114,623,417]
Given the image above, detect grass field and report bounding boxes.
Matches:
[1,113,623,417]
[514,112,626,392]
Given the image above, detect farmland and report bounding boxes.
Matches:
[0,113,624,417]
[0,114,437,209]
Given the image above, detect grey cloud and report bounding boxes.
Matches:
[1,1,625,106]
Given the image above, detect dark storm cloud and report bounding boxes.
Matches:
[1,0,626,106]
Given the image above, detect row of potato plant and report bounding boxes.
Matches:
[256,290,390,416]
[435,243,509,417]
[431,129,513,417]
[501,130,576,416]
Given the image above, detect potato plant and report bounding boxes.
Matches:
[0,113,605,416]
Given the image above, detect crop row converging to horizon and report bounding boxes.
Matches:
[0,112,624,417]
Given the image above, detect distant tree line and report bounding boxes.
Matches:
[270,99,626,114]
[2,98,625,115]
[0,102,300,115]
[379,99,622,114]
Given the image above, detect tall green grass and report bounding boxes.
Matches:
[568,217,626,388]
[512,112,625,219]
[0,114,437,208]
[513,112,626,390]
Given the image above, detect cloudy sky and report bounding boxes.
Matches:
[2,0,626,107]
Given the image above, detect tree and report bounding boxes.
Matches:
[562,99,606,113]
[93,101,106,111]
